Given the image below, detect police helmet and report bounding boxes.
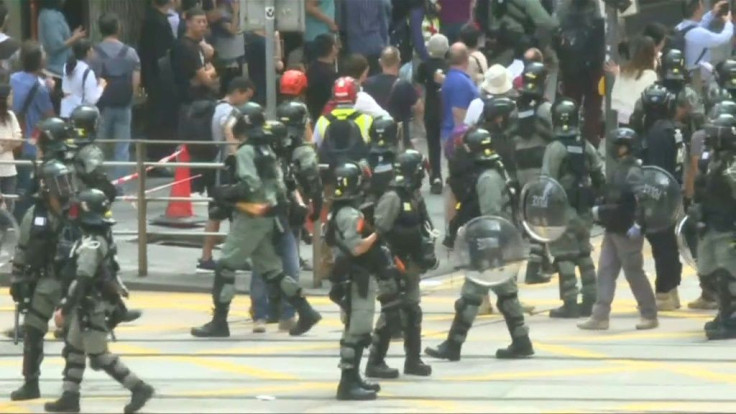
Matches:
[710,87,734,107]
[37,117,72,160]
[709,100,736,118]
[369,116,400,153]
[608,127,638,157]
[520,62,547,98]
[393,149,427,190]
[463,128,497,162]
[641,84,675,120]
[706,113,736,151]
[77,188,115,226]
[276,100,308,128]
[234,102,266,137]
[481,96,516,128]
[660,49,686,82]
[263,120,290,153]
[69,105,100,144]
[717,59,736,92]
[38,160,75,204]
[333,162,365,200]
[551,98,579,138]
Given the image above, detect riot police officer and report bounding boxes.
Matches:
[366,116,400,202]
[191,103,322,338]
[9,160,75,401]
[706,59,736,111]
[426,128,534,360]
[579,128,659,331]
[639,84,686,311]
[326,162,385,400]
[365,149,436,380]
[37,118,73,162]
[542,99,605,318]
[513,62,555,285]
[478,96,518,180]
[67,105,118,202]
[45,189,154,414]
[690,113,736,339]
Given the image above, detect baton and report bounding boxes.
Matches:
[13,304,20,345]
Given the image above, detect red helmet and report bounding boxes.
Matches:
[280,70,308,96]
[332,76,359,104]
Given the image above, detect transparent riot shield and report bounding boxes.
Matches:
[676,215,698,270]
[519,176,570,242]
[455,216,526,287]
[639,166,683,234]
[0,208,19,270]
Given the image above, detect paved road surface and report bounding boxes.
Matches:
[0,249,731,414]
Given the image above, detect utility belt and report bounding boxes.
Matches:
[567,183,596,214]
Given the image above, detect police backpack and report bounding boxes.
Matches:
[318,112,369,167]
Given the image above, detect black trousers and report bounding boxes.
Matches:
[424,108,442,181]
[646,226,682,293]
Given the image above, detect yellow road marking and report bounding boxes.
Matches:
[0,402,31,414]
[167,381,335,398]
[547,330,703,343]
[534,342,609,359]
[197,342,336,355]
[445,364,652,381]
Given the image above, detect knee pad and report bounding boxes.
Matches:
[496,292,519,313]
[357,333,373,348]
[455,296,482,313]
[89,352,116,372]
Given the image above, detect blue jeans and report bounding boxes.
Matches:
[250,225,300,320]
[99,106,132,181]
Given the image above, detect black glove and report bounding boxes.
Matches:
[9,280,23,304]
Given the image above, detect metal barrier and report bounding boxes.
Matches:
[1,139,324,287]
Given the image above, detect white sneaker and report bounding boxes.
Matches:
[577,317,609,330]
[635,317,658,330]
[253,319,267,333]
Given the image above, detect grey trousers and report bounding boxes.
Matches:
[591,232,657,320]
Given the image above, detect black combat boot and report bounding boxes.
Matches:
[122,309,143,323]
[11,328,44,401]
[336,369,377,401]
[706,272,736,340]
[353,346,380,392]
[580,298,595,317]
[424,305,468,361]
[190,307,230,338]
[549,300,580,319]
[496,335,535,359]
[44,391,80,413]
[705,315,721,331]
[365,327,399,379]
[287,295,322,336]
[124,382,155,414]
[524,261,551,284]
[403,309,431,376]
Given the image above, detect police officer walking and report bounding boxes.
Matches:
[67,105,118,202]
[513,62,555,285]
[542,99,605,318]
[639,84,686,311]
[365,149,436,380]
[365,116,401,203]
[578,128,659,331]
[191,103,322,338]
[426,128,534,360]
[689,113,736,339]
[45,189,154,414]
[325,162,384,401]
[9,160,75,401]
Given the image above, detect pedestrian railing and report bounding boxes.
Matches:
[0,139,325,287]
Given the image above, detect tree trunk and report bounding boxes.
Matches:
[88,0,147,46]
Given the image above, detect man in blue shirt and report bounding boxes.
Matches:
[676,0,733,87]
[10,41,54,220]
[340,0,390,75]
[441,43,479,143]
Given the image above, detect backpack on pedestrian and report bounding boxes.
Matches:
[666,25,706,67]
[317,111,368,167]
[180,99,231,161]
[94,44,134,107]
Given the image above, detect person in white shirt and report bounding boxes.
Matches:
[60,38,104,119]
[0,85,21,213]
[610,35,659,126]
[464,64,515,126]
[676,0,733,85]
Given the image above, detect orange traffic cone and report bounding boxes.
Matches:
[150,145,205,228]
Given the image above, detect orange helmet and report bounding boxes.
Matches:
[280,70,308,96]
[332,76,359,104]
